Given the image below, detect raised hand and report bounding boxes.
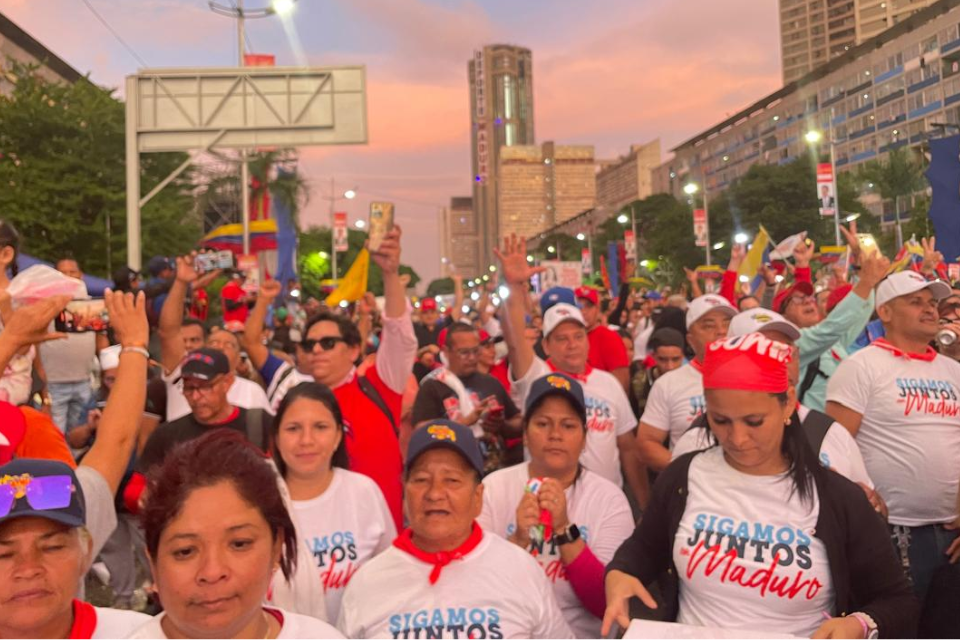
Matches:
[493,234,544,287]
[793,238,815,268]
[920,236,943,275]
[104,289,149,349]
[370,225,402,275]
[858,251,891,290]
[0,295,70,347]
[839,224,862,261]
[175,253,199,284]
[259,279,283,302]
[727,243,746,271]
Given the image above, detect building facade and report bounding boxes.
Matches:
[657,0,960,224]
[596,140,662,212]
[468,45,535,270]
[1,11,82,95]
[443,197,482,278]
[497,142,596,241]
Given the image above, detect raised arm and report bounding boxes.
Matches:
[81,290,149,495]
[0,293,70,374]
[243,279,282,371]
[371,226,417,393]
[158,254,200,373]
[494,234,544,381]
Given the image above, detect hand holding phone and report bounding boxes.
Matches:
[368,202,395,253]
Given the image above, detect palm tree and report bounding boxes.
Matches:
[857,147,926,249]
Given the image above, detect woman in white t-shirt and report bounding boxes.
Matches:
[269,382,396,622]
[479,372,634,638]
[132,429,342,639]
[603,333,917,640]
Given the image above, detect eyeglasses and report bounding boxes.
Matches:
[182,376,224,396]
[453,347,481,358]
[301,336,347,352]
[785,295,814,309]
[0,474,75,518]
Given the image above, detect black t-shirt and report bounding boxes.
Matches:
[144,377,167,423]
[137,407,272,472]
[411,371,519,425]
[414,317,453,349]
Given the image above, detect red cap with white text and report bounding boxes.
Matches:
[702,333,792,394]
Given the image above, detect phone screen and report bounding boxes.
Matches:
[55,299,109,333]
[368,202,395,252]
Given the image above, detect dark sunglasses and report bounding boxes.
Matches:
[0,474,75,518]
[300,336,347,352]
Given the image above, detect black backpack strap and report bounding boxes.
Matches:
[244,408,266,451]
[801,408,834,457]
[797,356,826,403]
[358,375,399,438]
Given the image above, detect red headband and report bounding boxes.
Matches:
[702,333,792,394]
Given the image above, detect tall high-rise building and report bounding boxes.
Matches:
[468,45,535,269]
[779,0,937,84]
[442,197,482,278]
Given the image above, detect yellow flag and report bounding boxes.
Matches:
[737,226,771,282]
[325,249,370,306]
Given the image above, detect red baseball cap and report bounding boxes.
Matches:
[773,281,815,314]
[826,284,853,313]
[421,298,438,311]
[575,286,599,306]
[702,333,792,394]
[0,401,27,465]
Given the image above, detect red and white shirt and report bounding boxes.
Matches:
[512,358,636,487]
[478,463,634,638]
[675,448,834,637]
[827,340,960,526]
[640,362,705,448]
[337,528,574,639]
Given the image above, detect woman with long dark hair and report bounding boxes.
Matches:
[132,429,342,638]
[269,382,395,623]
[603,333,917,639]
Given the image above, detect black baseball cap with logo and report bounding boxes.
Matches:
[524,372,587,424]
[406,420,484,478]
[0,459,85,528]
[177,348,230,383]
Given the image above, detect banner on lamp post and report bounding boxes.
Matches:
[333,212,349,252]
[539,261,583,290]
[817,163,838,218]
[693,209,708,247]
[624,230,636,261]
[581,248,592,276]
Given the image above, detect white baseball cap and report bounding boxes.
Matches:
[98,344,122,372]
[729,308,801,342]
[875,271,951,310]
[686,294,737,330]
[542,303,586,338]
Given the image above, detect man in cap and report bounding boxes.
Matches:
[414,297,450,348]
[138,347,272,472]
[775,245,888,411]
[936,290,960,362]
[827,271,960,624]
[636,293,737,479]
[574,286,630,390]
[629,327,686,419]
[495,235,647,507]
[338,419,573,639]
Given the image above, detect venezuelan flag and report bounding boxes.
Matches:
[737,226,772,293]
[817,246,847,264]
[886,240,924,275]
[200,219,279,254]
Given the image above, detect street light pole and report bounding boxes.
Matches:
[330,176,338,281]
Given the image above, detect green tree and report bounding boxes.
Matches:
[0,60,200,277]
[857,147,926,247]
[426,277,455,296]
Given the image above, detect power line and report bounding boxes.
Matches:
[227,0,256,54]
[79,0,150,68]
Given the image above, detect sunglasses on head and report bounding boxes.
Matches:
[300,336,347,352]
[0,474,75,519]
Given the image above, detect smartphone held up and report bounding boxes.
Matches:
[55,299,109,333]
[368,202,395,253]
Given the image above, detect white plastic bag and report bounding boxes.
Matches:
[6,265,86,306]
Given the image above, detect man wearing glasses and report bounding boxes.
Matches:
[412,323,521,474]
[138,348,272,472]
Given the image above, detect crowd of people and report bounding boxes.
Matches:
[0,215,958,639]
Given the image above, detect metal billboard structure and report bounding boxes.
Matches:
[125,65,367,269]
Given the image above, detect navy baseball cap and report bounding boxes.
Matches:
[147,256,174,277]
[0,459,85,528]
[524,373,587,424]
[406,420,484,477]
[539,287,577,314]
[178,348,230,382]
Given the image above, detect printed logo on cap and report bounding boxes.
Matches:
[751,313,773,323]
[554,308,571,317]
[1,474,32,499]
[545,375,572,391]
[426,424,457,442]
[182,352,215,367]
[906,272,926,283]
[708,333,792,364]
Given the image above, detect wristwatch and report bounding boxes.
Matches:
[553,523,581,546]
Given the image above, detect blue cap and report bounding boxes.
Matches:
[540,287,577,314]
[645,291,663,301]
[0,459,85,528]
[406,420,484,477]
[524,373,587,424]
[147,256,174,277]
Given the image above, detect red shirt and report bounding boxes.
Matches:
[586,325,630,372]
[334,365,404,530]
[220,281,249,324]
[488,360,511,396]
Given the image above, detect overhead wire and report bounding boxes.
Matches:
[79,0,150,68]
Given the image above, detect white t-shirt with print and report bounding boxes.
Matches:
[640,363,705,448]
[128,608,344,639]
[513,358,636,487]
[478,463,634,638]
[670,405,874,488]
[163,365,272,422]
[337,533,574,639]
[290,469,396,623]
[92,607,151,638]
[674,448,835,638]
[827,343,960,526]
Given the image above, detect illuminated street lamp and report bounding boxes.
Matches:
[617,213,629,224]
[734,232,749,245]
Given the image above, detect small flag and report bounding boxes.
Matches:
[325,249,370,306]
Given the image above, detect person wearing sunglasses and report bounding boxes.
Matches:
[243,227,416,530]
[0,290,152,638]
